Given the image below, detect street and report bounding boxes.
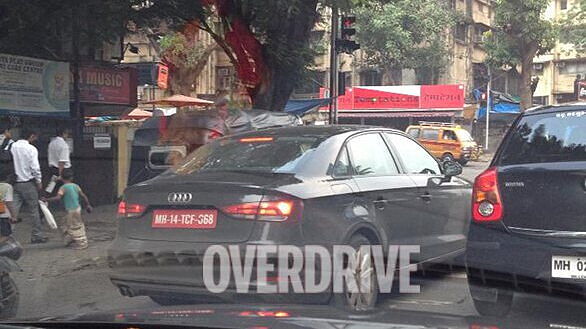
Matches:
[8,160,528,321]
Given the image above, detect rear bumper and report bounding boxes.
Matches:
[107,237,331,303]
[466,222,586,295]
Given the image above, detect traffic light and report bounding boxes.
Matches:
[341,16,356,39]
[336,15,360,54]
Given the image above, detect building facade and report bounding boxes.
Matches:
[533,0,584,105]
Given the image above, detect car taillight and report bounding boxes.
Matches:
[222,198,301,222]
[472,167,503,222]
[117,201,146,218]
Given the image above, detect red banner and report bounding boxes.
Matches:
[320,85,464,111]
[157,63,169,90]
[72,66,137,106]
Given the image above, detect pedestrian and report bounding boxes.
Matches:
[0,124,13,150]
[44,169,91,250]
[47,128,71,196]
[0,171,17,242]
[0,124,15,184]
[10,128,47,243]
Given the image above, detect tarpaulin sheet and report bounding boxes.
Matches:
[284,98,331,115]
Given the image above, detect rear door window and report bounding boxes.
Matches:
[346,133,399,176]
[421,129,440,140]
[385,133,441,175]
[498,110,586,165]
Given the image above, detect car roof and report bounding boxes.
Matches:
[525,102,586,116]
[228,125,403,139]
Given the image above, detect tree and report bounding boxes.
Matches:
[484,0,556,111]
[353,0,457,85]
[0,0,135,61]
[559,0,586,52]
[138,0,321,111]
[159,29,217,95]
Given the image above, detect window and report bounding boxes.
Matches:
[559,61,586,75]
[454,23,467,42]
[347,133,399,176]
[442,130,458,141]
[474,24,490,44]
[499,111,586,165]
[173,136,324,175]
[216,66,234,91]
[386,133,441,175]
[421,129,440,140]
[332,147,352,177]
[561,0,568,10]
[360,70,382,86]
[407,128,421,138]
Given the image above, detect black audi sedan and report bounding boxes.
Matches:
[466,104,586,317]
[108,126,471,311]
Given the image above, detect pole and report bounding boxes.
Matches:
[485,66,491,151]
[328,4,339,125]
[71,4,83,169]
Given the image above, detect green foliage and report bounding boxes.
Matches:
[159,33,211,68]
[559,0,586,52]
[0,0,135,60]
[354,0,457,84]
[484,0,556,69]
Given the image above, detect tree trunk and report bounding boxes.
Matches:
[519,43,538,111]
[251,0,319,111]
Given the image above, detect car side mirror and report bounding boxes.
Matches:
[442,160,463,178]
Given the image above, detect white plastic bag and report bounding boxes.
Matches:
[39,201,58,230]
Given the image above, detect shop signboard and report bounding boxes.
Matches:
[319,84,465,111]
[0,53,70,116]
[74,66,137,106]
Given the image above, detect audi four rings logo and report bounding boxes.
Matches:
[168,192,193,203]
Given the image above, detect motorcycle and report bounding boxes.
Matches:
[0,236,22,318]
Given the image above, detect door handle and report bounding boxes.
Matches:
[373,197,388,209]
[419,193,432,202]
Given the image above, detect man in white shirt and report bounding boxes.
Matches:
[10,128,47,243]
[48,128,71,178]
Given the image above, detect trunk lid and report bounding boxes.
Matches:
[499,162,586,232]
[121,171,296,243]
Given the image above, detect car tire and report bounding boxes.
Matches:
[468,278,513,317]
[331,234,378,312]
[0,274,19,319]
[441,153,455,163]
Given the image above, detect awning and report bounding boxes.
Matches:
[142,94,214,107]
[338,111,456,118]
[284,98,331,116]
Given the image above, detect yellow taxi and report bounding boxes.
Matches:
[405,122,480,165]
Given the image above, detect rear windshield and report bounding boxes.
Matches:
[498,110,586,165]
[171,135,323,175]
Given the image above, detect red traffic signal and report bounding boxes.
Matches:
[341,15,357,39]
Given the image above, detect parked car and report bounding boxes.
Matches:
[109,126,472,311]
[406,122,480,165]
[466,103,586,317]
